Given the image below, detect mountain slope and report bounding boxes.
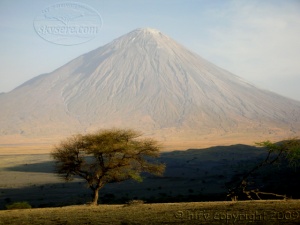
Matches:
[0,28,300,148]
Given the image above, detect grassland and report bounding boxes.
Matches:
[1,200,300,225]
[1,145,300,206]
[1,144,300,224]
[0,145,266,209]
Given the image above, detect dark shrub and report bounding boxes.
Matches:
[5,201,32,210]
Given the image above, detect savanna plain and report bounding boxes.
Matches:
[1,143,300,225]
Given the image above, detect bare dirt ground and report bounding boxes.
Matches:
[0,200,300,225]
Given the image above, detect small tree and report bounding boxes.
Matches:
[227,138,300,200]
[51,129,165,205]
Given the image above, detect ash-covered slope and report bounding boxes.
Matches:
[0,28,300,145]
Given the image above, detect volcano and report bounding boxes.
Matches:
[1,28,300,150]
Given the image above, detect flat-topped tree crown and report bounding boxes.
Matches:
[51,128,165,205]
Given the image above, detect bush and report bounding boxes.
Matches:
[5,201,32,210]
[124,199,145,206]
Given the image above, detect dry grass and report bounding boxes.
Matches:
[0,131,293,155]
[1,134,299,224]
[0,200,300,224]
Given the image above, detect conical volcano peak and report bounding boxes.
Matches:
[109,27,170,48]
[135,27,161,35]
[1,28,300,149]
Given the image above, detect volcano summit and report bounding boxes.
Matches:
[1,28,300,150]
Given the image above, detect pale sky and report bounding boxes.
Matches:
[1,0,300,101]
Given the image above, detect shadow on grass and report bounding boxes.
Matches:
[1,144,300,210]
[4,160,55,173]
[0,181,90,209]
[5,144,263,173]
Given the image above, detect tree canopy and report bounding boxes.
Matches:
[51,128,165,205]
[256,138,300,169]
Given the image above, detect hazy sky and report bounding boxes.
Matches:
[1,0,300,101]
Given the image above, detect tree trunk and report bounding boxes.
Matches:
[91,188,100,205]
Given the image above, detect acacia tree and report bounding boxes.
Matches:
[51,129,165,205]
[227,138,300,200]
